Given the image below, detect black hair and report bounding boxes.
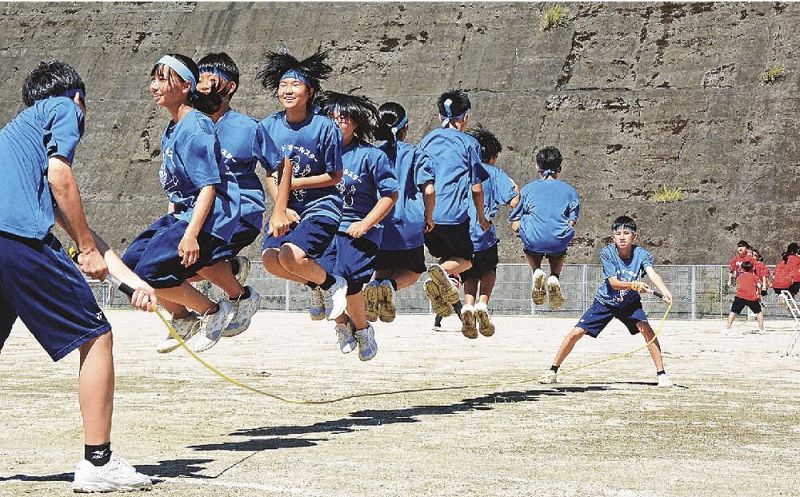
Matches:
[375,101,407,142]
[741,261,753,272]
[782,251,789,263]
[737,240,750,248]
[788,242,799,255]
[22,60,85,107]
[198,52,240,98]
[752,248,763,261]
[257,48,331,109]
[611,215,637,232]
[467,125,502,162]
[317,91,378,141]
[151,53,222,115]
[536,146,563,172]
[437,90,471,123]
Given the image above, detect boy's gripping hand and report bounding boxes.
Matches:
[129,282,158,312]
[78,248,109,281]
[630,281,651,294]
[178,235,200,267]
[269,208,298,238]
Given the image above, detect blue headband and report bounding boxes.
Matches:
[440,98,468,127]
[611,221,637,233]
[280,69,311,87]
[62,88,85,101]
[391,115,408,136]
[198,65,234,82]
[157,55,197,92]
[539,167,560,179]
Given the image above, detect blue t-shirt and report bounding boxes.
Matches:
[0,96,84,240]
[160,110,240,242]
[377,140,435,251]
[258,111,343,221]
[215,109,281,231]
[338,139,399,245]
[509,178,580,254]
[418,127,488,225]
[594,244,654,308]
[468,164,517,252]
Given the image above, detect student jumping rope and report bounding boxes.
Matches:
[539,216,675,388]
[364,101,435,324]
[419,90,490,338]
[257,49,348,322]
[122,53,241,353]
[150,52,282,354]
[457,126,519,338]
[509,146,579,310]
[317,92,399,360]
[723,260,765,336]
[0,60,154,492]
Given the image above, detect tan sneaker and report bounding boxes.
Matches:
[532,269,547,305]
[547,275,565,309]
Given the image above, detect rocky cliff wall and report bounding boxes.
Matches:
[1,2,797,264]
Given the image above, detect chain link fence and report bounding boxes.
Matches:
[91,262,797,321]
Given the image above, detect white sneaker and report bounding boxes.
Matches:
[72,452,152,493]
[474,301,495,337]
[538,369,558,384]
[308,286,326,321]
[363,280,381,322]
[354,324,378,361]
[191,300,236,352]
[223,286,261,337]
[460,304,478,339]
[532,269,547,305]
[547,275,565,309]
[156,313,200,354]
[335,319,357,354]
[378,279,397,323]
[657,373,674,388]
[232,255,251,286]
[324,275,348,321]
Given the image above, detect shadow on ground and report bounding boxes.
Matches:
[189,385,609,452]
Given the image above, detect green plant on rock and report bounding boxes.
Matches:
[651,186,687,203]
[540,5,570,31]
[760,64,785,84]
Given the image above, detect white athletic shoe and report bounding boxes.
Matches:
[460,304,478,339]
[538,369,558,385]
[474,301,495,337]
[657,373,674,388]
[223,286,261,337]
[232,255,251,286]
[335,319,357,354]
[547,275,565,309]
[308,286,326,321]
[363,280,381,322]
[156,313,200,354]
[72,453,152,493]
[378,279,397,323]
[191,300,236,352]
[532,268,547,305]
[355,324,378,361]
[324,275,348,321]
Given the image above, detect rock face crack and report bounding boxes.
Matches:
[555,31,596,91]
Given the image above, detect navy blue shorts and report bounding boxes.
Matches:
[576,300,648,338]
[0,231,111,362]
[261,214,339,261]
[524,248,568,259]
[122,214,226,289]
[319,234,380,295]
[424,220,473,261]
[207,219,260,266]
[461,244,500,280]
[374,245,426,274]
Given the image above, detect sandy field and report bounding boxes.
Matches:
[1,309,798,497]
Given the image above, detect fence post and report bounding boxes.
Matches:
[581,264,588,312]
[284,279,290,312]
[530,268,535,316]
[690,265,696,320]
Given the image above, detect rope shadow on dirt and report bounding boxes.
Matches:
[187,385,609,453]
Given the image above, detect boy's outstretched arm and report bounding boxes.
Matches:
[644,266,673,304]
[292,170,343,190]
[347,192,398,239]
[268,156,295,237]
[422,180,436,233]
[48,156,106,280]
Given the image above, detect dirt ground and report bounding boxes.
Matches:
[1,309,798,497]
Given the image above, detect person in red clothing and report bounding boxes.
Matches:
[751,248,770,297]
[773,251,794,295]
[787,242,800,297]
[724,261,765,335]
[727,240,755,287]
